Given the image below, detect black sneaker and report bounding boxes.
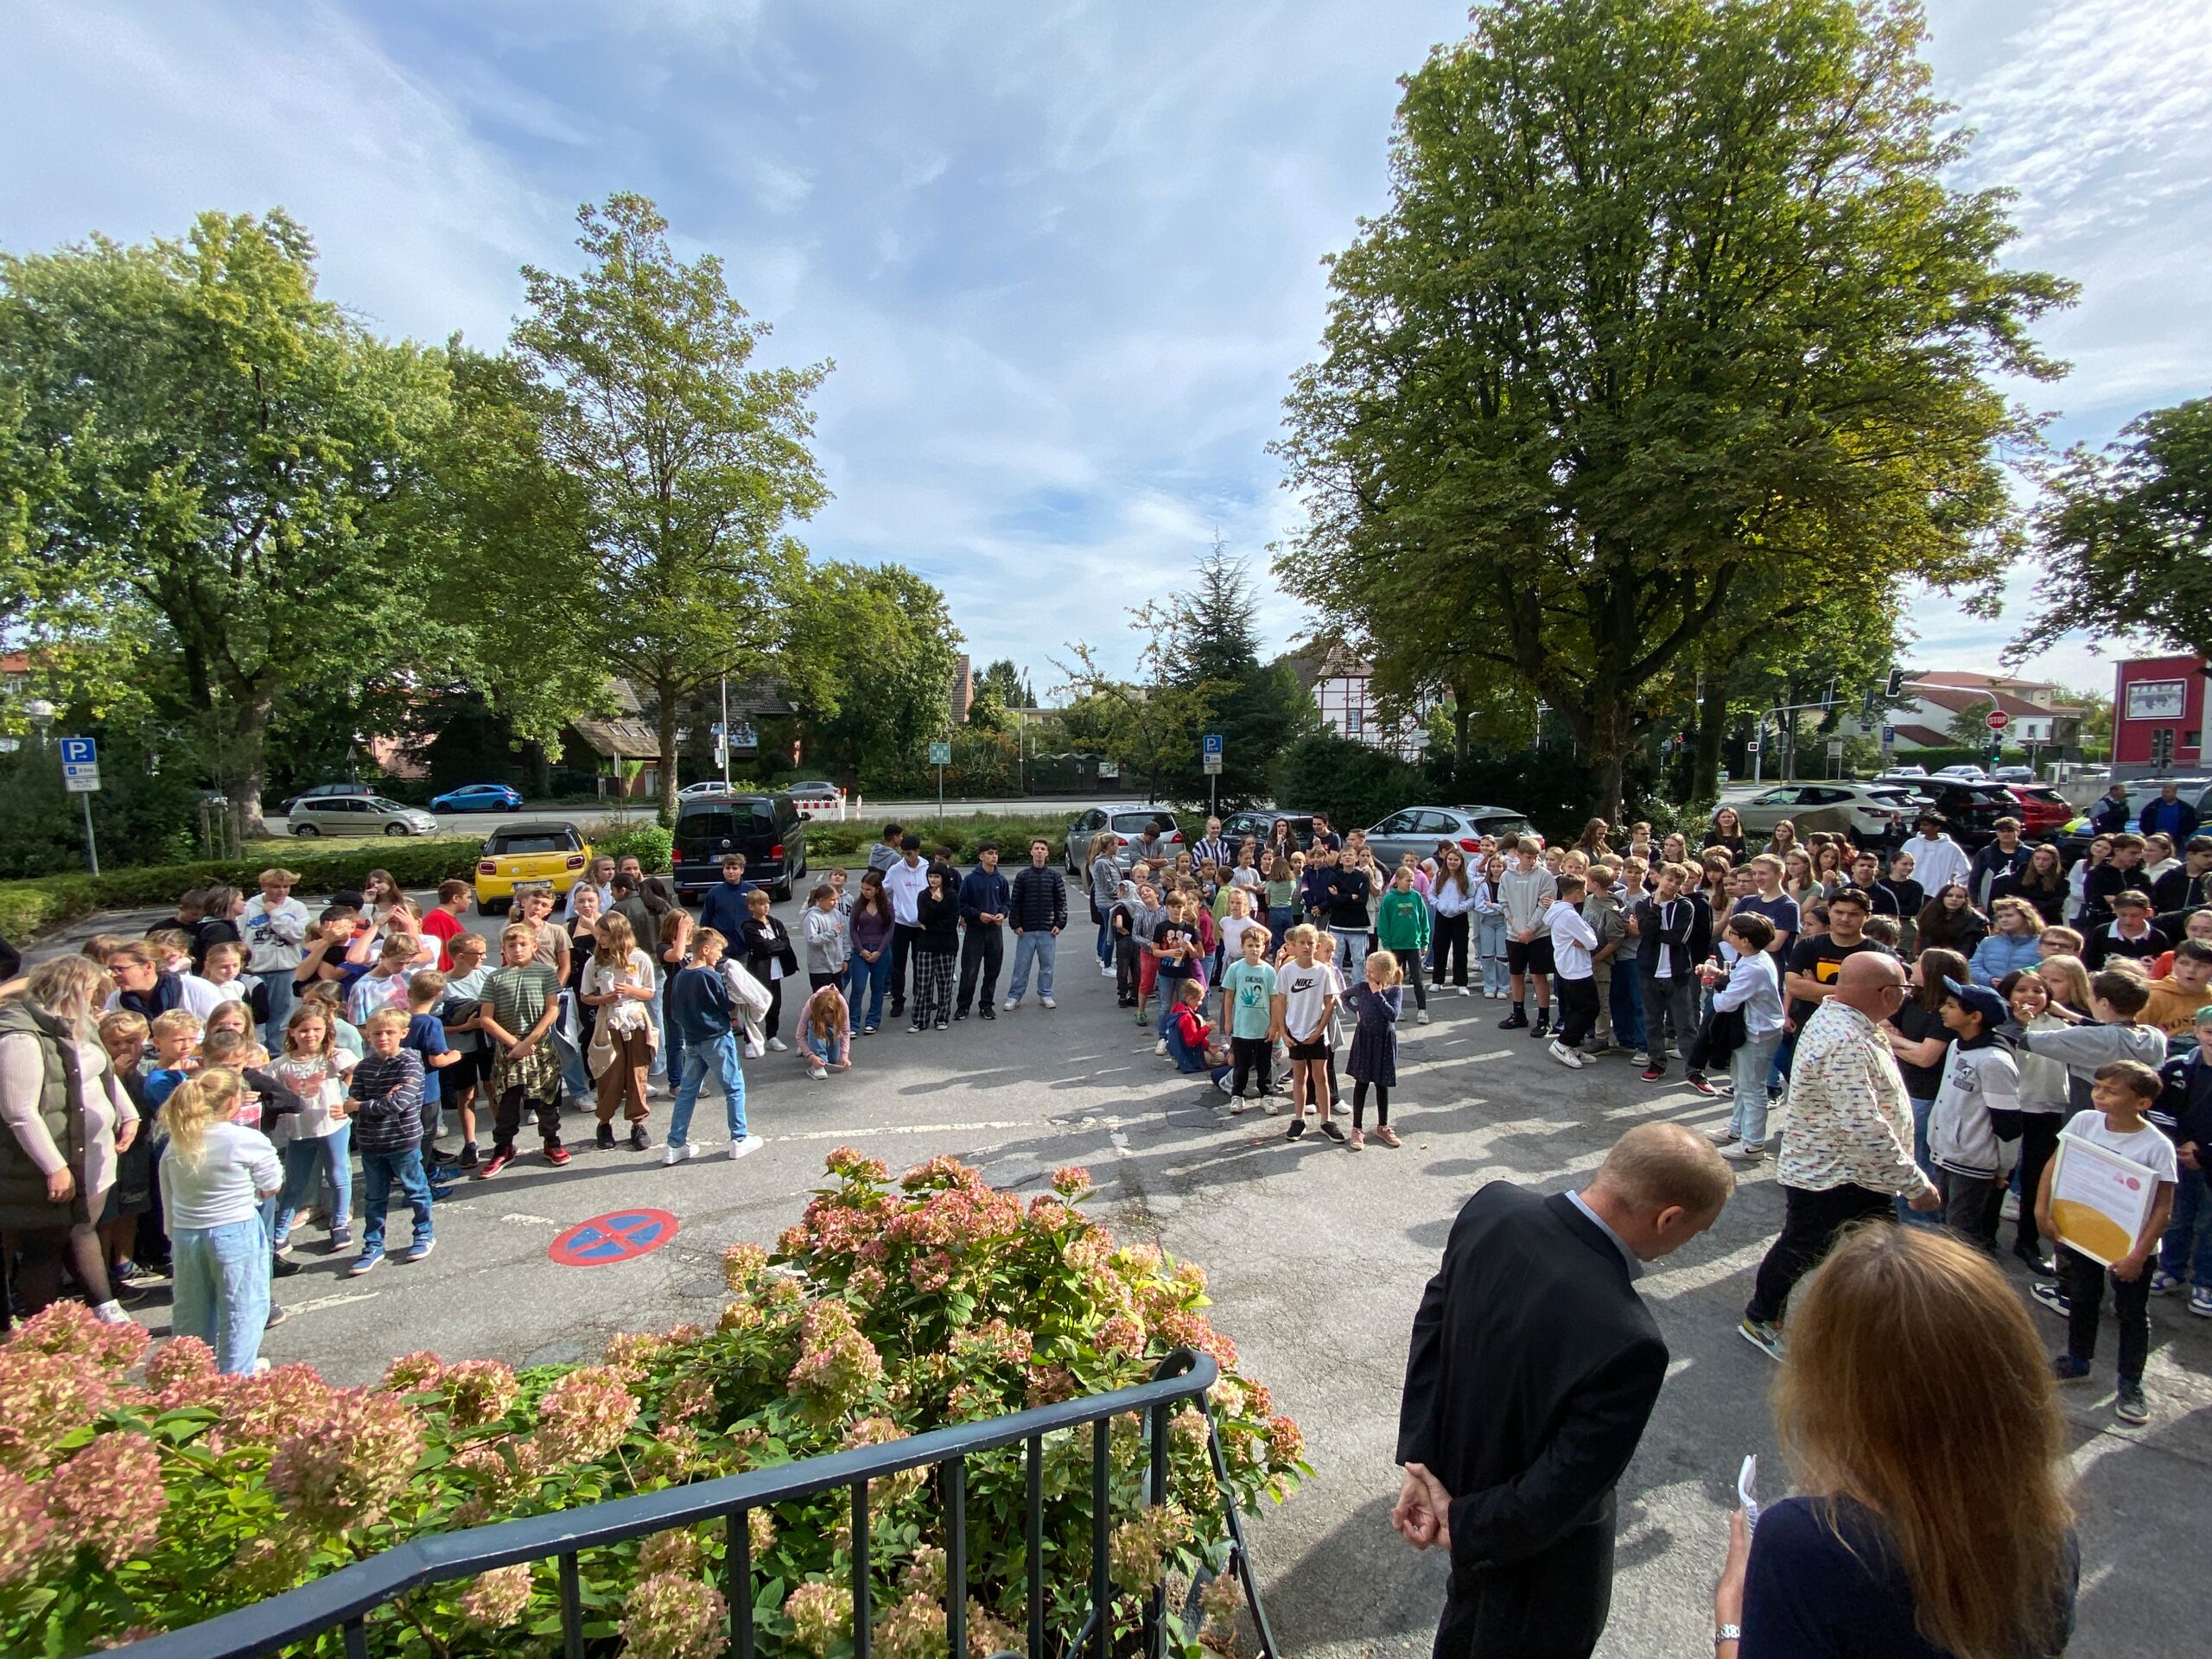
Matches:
[1530,1014,1551,1039]
[953,1008,970,1020]
[2114,1379,2149,1425]
[979,1007,996,1020]
[1641,1065,1667,1083]
[889,1002,906,1020]
[2031,1282,2071,1319]
[628,1122,649,1152]
[1319,1120,1347,1143]
[595,1122,616,1150]
[1498,1007,1529,1030]
[2013,1243,2058,1278]
[2050,1351,2090,1382]
[935,1019,949,1031]
[458,1141,480,1170]
[1684,1074,1718,1097]
[270,1254,303,1279]
[1286,1120,1307,1141]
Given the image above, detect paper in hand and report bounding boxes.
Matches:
[1738,1453,1761,1532]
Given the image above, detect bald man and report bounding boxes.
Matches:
[1393,1124,1734,1659]
[1740,951,1941,1359]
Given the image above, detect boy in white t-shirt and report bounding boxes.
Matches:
[1272,924,1343,1144]
[2037,1059,2177,1426]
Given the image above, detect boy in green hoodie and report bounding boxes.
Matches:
[1376,864,1434,1026]
[1581,861,1630,1054]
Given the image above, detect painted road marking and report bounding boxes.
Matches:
[549,1208,680,1268]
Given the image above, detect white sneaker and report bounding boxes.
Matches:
[2000,1191,2021,1222]
[1101,963,1115,977]
[730,1135,766,1161]
[767,1037,788,1052]
[1548,1039,1584,1069]
[1154,1039,1169,1056]
[1719,1141,1766,1163]
[663,1142,700,1166]
[1631,1052,1649,1068]
[1003,997,1020,1011]
[1457,987,1471,997]
[808,1065,828,1080]
[1039,995,1056,1008]
[1415,1009,1430,1025]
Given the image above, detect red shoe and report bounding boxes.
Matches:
[475,1149,513,1179]
[544,1144,571,1166]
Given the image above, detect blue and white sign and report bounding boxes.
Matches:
[1880,725,1897,744]
[59,737,97,766]
[1202,734,1224,756]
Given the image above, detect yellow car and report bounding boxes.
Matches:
[474,820,593,914]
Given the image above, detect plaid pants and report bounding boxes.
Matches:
[910,950,954,1028]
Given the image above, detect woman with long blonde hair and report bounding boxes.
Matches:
[1715,1225,2075,1657]
[159,1067,283,1374]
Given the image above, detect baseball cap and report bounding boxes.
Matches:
[1942,977,2009,1028]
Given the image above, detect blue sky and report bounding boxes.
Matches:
[5,0,2208,702]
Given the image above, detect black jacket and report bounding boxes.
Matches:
[2090,793,2134,836]
[2153,1048,2212,1149]
[1630,895,1698,979]
[2151,864,2212,917]
[1008,864,1068,932]
[1397,1185,1667,1604]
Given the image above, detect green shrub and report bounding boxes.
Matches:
[0,838,487,941]
[0,1154,1304,1657]
[583,819,675,874]
[804,815,1077,863]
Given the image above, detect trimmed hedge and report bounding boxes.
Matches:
[0,836,488,942]
[803,813,1077,862]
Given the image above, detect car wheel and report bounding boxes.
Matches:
[292,824,319,837]
[773,878,792,903]
[480,896,511,917]
[385,823,411,836]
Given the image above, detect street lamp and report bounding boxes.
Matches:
[24,697,55,747]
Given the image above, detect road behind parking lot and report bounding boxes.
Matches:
[33,883,2212,1659]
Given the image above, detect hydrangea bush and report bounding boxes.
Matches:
[0,1154,1306,1658]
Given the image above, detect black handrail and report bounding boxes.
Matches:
[113,1348,1278,1659]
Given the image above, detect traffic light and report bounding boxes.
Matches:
[1885,668,1906,698]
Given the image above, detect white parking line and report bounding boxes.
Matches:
[781,1120,1039,1141]
[499,1212,563,1227]
[283,1290,383,1317]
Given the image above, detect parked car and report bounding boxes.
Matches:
[474,821,593,913]
[1726,783,1922,845]
[1364,805,1533,868]
[288,795,439,838]
[1874,764,1929,780]
[1915,780,2018,849]
[1934,764,1991,781]
[673,792,809,901]
[429,782,524,813]
[276,781,378,817]
[1991,766,2037,784]
[1061,805,1185,875]
[1219,810,1319,854]
[2005,784,2074,839]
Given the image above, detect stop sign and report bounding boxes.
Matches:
[1986,709,2009,731]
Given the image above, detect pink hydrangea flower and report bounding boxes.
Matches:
[721,1243,769,1291]
[1049,1166,1093,1197]
[1096,1315,1147,1357]
[0,1467,54,1585]
[0,1348,112,1473]
[537,1366,640,1465]
[621,1571,729,1659]
[42,1431,166,1568]
[267,1389,423,1534]
[381,1351,444,1392]
[784,1580,854,1658]
[442,1358,522,1430]
[458,1563,533,1628]
[143,1337,216,1395]
[8,1302,151,1375]
[639,1527,704,1577]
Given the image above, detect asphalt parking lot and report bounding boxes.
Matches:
[39,883,2212,1659]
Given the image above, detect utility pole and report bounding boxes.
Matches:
[718,676,731,786]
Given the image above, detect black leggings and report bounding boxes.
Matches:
[14,1220,113,1315]
[1431,913,1469,987]
[1352,1079,1389,1128]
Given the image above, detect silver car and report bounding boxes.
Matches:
[1062,804,1185,876]
[1363,804,1532,868]
[289,794,440,837]
[1723,783,1919,843]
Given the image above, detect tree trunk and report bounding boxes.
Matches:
[1694,673,1729,800]
[232,683,276,841]
[655,683,681,828]
[1450,678,1472,764]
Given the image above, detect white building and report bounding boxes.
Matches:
[1286,649,1428,760]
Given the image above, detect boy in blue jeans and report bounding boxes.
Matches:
[2152,1006,2212,1316]
[346,1007,433,1274]
[663,928,766,1166]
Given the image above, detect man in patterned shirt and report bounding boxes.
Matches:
[1739,951,1940,1359]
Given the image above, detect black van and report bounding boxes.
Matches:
[672,792,809,901]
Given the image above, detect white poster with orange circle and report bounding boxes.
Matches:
[2049,1132,2160,1268]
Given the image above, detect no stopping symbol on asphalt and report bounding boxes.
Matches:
[548,1207,680,1268]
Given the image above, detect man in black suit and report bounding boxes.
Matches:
[1394,1122,1735,1659]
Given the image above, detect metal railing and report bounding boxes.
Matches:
[116,1349,1281,1659]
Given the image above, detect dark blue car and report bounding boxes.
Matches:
[429,783,524,813]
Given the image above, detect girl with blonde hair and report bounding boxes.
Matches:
[1714,1225,2075,1657]
[159,1068,283,1374]
[582,911,658,1149]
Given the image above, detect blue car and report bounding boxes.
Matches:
[429,783,524,814]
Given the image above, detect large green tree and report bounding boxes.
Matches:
[2013,397,2212,670]
[512,194,830,823]
[0,210,454,831]
[1275,0,2072,817]
[785,561,961,779]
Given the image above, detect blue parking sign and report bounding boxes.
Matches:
[1203,734,1223,756]
[59,737,97,766]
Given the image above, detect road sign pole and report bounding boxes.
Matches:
[937,764,944,821]
[80,792,99,877]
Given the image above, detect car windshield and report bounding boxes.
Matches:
[490,831,576,855]
[1113,814,1173,834]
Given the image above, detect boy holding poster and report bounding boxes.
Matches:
[2037,1059,2177,1425]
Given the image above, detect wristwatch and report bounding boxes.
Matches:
[1714,1625,1741,1648]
